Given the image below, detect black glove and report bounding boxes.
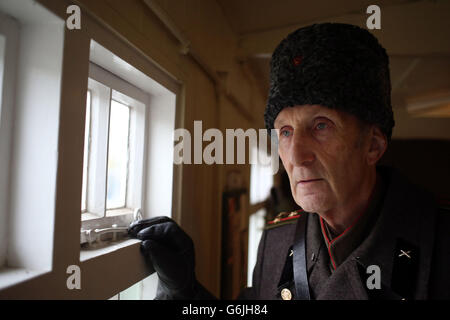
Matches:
[128,216,215,300]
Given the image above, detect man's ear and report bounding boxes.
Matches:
[366,126,387,165]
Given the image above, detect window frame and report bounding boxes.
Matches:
[81,89,92,213]
[0,0,182,299]
[0,9,20,269]
[81,62,149,232]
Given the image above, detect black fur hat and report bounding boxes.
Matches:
[264,23,394,140]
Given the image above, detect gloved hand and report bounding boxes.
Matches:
[128,216,215,300]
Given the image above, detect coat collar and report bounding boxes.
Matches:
[350,167,436,299]
[319,173,385,270]
[313,166,437,299]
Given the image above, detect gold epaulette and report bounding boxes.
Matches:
[265,209,303,230]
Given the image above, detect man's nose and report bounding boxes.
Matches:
[289,131,315,166]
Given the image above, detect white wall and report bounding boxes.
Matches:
[8,22,64,271]
[144,93,177,218]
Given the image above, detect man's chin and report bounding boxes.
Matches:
[296,195,330,213]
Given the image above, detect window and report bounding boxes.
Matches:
[107,99,130,209]
[80,40,178,249]
[249,146,274,205]
[0,1,178,298]
[109,273,158,300]
[247,146,274,286]
[81,64,147,234]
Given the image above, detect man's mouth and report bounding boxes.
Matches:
[297,178,323,184]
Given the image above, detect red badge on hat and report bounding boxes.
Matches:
[293,55,303,66]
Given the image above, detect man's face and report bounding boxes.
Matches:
[274,104,371,215]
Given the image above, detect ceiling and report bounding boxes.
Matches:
[216,0,411,35]
[216,0,450,117]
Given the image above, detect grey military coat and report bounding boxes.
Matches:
[240,167,450,300]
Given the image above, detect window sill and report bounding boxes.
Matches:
[106,208,134,217]
[80,238,142,262]
[0,239,152,299]
[80,210,135,233]
[77,237,154,299]
[81,208,134,221]
[81,212,102,221]
[0,267,49,291]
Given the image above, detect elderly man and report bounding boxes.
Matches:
[129,23,450,300]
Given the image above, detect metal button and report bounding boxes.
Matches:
[281,288,292,300]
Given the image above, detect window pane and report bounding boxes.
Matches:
[250,147,273,204]
[81,91,91,212]
[106,100,130,209]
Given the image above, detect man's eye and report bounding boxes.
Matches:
[316,122,328,130]
[281,130,291,137]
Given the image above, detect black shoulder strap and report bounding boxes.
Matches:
[292,213,311,300]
